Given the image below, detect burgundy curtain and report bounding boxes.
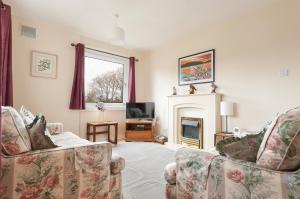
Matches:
[0,4,13,106]
[69,43,85,109]
[0,3,3,174]
[128,57,136,102]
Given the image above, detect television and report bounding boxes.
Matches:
[126,102,155,119]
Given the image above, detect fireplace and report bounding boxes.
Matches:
[180,117,203,149]
[168,93,221,149]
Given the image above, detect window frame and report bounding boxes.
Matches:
[84,49,129,110]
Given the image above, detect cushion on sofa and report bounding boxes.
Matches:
[256,107,300,171]
[216,127,267,162]
[26,114,57,150]
[19,105,35,125]
[1,107,32,155]
[47,123,64,135]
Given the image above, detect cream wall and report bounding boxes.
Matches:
[12,0,300,140]
[140,1,300,136]
[12,16,146,140]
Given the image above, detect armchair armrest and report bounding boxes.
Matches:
[110,153,125,174]
[47,122,63,135]
[164,162,177,185]
[175,148,218,198]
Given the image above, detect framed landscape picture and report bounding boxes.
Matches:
[31,51,57,78]
[178,49,215,85]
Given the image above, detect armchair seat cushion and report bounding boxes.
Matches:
[111,153,125,174]
[164,162,177,185]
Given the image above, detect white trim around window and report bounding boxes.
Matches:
[85,49,129,110]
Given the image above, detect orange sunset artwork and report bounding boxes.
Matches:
[179,50,214,85]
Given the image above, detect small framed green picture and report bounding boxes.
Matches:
[31,51,57,78]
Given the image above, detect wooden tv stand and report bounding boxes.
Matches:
[125,120,154,142]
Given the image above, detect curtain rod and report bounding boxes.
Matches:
[70,43,139,62]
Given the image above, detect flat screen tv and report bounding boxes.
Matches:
[126,102,155,119]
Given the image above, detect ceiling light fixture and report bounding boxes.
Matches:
[111,14,125,46]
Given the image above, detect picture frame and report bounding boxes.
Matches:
[31,51,58,79]
[178,49,215,85]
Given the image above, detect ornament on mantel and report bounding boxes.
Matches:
[189,84,197,94]
[210,83,218,93]
[172,86,177,95]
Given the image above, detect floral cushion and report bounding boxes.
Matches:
[26,115,57,150]
[47,123,64,135]
[257,107,300,171]
[1,106,31,155]
[19,105,35,125]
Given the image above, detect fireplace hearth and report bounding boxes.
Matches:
[180,117,203,149]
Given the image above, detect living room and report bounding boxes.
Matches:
[1,0,300,199]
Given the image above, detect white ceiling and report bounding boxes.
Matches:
[8,0,277,50]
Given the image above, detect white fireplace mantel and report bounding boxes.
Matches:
[167,93,221,149]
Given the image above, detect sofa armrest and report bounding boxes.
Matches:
[110,153,125,174]
[1,142,112,198]
[47,122,63,135]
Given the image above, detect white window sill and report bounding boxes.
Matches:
[83,103,125,112]
[105,105,126,111]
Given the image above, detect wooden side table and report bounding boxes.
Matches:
[214,132,233,145]
[87,122,118,144]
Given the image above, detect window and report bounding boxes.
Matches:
[85,50,129,109]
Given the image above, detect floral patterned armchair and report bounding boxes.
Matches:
[1,123,125,199]
[164,148,300,199]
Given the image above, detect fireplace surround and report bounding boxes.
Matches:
[167,93,221,149]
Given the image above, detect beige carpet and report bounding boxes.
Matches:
[113,142,176,199]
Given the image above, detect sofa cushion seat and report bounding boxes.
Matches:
[51,132,91,147]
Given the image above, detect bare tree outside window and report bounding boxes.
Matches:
[85,57,124,104]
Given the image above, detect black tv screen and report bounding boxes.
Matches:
[126,102,155,119]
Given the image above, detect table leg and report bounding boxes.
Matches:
[93,126,96,142]
[87,125,89,141]
[107,125,111,143]
[114,124,118,144]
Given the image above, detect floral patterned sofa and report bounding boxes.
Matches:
[1,122,125,199]
[164,148,300,199]
[165,107,300,199]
